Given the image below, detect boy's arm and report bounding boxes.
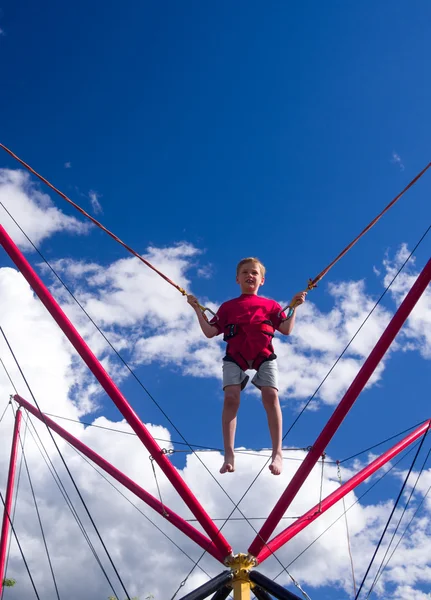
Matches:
[187,295,219,338]
[278,291,307,336]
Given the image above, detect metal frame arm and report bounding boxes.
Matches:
[0,409,22,592]
[0,224,231,558]
[257,418,431,562]
[13,394,225,563]
[253,587,273,600]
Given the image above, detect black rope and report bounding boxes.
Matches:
[0,328,128,600]
[338,418,429,464]
[366,434,431,597]
[282,222,431,445]
[0,400,11,424]
[336,462,357,596]
[169,541,309,600]
[373,469,431,590]
[0,490,41,599]
[272,441,420,582]
[26,409,233,600]
[13,407,62,599]
[71,448,209,570]
[0,358,19,395]
[169,546,215,600]
[354,428,430,600]
[169,528,312,600]
[3,352,92,595]
[44,413,315,461]
[22,412,120,596]
[186,516,301,522]
[66,443,230,589]
[149,456,169,517]
[29,411,431,468]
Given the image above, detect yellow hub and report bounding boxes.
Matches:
[224,553,256,600]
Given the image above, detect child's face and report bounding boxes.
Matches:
[236,262,265,294]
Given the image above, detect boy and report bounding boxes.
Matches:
[187,257,306,475]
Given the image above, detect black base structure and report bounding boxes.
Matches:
[179,570,233,600]
[253,587,273,600]
[250,571,303,600]
[211,586,232,599]
[179,566,304,600]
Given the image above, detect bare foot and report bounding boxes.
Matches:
[269,452,283,475]
[220,452,235,474]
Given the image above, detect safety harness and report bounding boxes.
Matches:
[223,320,276,371]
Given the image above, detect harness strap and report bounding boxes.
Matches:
[223,320,275,342]
[224,351,277,372]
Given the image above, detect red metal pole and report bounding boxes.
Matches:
[257,418,431,563]
[0,225,231,558]
[13,395,225,563]
[249,257,431,558]
[0,409,22,592]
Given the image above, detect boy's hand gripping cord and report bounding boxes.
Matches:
[1,142,429,318]
[0,143,216,321]
[280,159,431,318]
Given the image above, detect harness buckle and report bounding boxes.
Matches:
[223,324,237,341]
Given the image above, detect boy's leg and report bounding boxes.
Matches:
[220,384,241,473]
[220,360,248,474]
[251,361,283,475]
[261,386,283,475]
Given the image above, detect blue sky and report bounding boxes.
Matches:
[1,2,431,599]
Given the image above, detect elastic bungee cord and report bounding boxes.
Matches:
[1,142,430,317]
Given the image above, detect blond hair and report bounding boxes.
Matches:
[236,257,266,277]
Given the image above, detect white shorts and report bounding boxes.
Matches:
[222,358,279,390]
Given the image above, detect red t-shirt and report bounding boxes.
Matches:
[210,294,286,360]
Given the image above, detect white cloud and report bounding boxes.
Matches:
[393,586,431,600]
[64,162,72,169]
[383,247,431,359]
[88,190,103,214]
[0,169,89,250]
[391,152,405,171]
[197,264,213,279]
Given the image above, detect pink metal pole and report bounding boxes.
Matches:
[249,257,431,558]
[0,225,231,558]
[0,409,22,592]
[13,395,225,563]
[257,418,431,563]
